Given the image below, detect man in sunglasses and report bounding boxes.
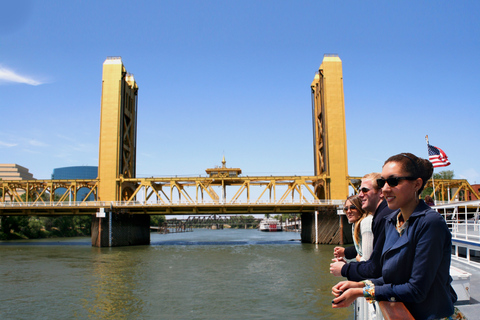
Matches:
[330,172,393,281]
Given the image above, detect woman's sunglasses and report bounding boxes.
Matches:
[343,205,357,212]
[377,176,416,188]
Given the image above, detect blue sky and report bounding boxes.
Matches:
[1,1,479,186]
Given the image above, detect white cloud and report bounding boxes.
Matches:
[22,148,41,154]
[0,141,17,147]
[0,66,43,86]
[28,139,48,147]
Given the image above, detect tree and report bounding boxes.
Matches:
[0,215,29,239]
[433,170,454,180]
[150,215,166,227]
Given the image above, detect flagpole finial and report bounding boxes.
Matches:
[425,135,429,144]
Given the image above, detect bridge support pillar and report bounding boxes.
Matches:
[91,212,150,247]
[301,209,352,244]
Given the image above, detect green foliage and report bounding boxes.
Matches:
[433,170,454,180]
[184,215,259,229]
[150,215,166,227]
[0,215,92,240]
[1,216,29,234]
[24,217,45,238]
[272,214,299,221]
[228,215,257,228]
[19,191,51,202]
[73,216,92,234]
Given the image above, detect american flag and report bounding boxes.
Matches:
[427,144,451,168]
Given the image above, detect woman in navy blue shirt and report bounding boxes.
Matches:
[331,153,461,320]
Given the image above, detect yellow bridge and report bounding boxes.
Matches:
[0,175,333,215]
[1,55,478,246]
[1,176,476,216]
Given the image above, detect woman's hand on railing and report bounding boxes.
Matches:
[333,246,345,259]
[331,281,365,308]
[329,258,346,276]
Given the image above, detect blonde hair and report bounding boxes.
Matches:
[362,172,381,191]
[345,195,370,245]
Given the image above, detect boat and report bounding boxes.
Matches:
[259,218,282,232]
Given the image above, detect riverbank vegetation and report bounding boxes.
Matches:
[0,214,168,240]
[0,215,92,240]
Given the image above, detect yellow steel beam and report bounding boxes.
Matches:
[228,181,249,203]
[425,179,480,202]
[2,176,477,216]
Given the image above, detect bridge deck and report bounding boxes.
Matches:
[0,200,342,216]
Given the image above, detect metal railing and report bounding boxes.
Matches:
[434,200,480,267]
[0,199,343,208]
[354,299,414,320]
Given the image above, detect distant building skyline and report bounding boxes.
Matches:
[52,166,98,201]
[0,164,35,180]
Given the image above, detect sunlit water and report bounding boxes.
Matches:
[0,229,353,319]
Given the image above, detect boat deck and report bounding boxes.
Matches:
[451,260,480,319]
[436,200,480,318]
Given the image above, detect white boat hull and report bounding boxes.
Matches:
[259,219,282,232]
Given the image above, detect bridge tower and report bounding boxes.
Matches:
[311,54,349,200]
[302,55,350,244]
[92,57,150,247]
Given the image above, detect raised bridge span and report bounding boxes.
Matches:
[1,175,476,216]
[2,55,478,246]
[0,175,337,216]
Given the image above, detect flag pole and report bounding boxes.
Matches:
[426,135,436,204]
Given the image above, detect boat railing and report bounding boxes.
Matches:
[434,200,480,267]
[355,200,480,320]
[354,298,414,320]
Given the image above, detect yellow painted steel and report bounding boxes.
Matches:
[311,55,349,200]
[425,179,480,202]
[2,55,479,218]
[0,176,330,215]
[2,176,478,216]
[0,179,98,204]
[119,176,324,204]
[98,57,138,202]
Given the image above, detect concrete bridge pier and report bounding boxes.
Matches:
[301,209,352,244]
[91,211,150,247]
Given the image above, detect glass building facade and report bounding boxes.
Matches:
[52,166,98,180]
[52,166,98,201]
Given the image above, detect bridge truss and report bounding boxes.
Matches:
[2,176,477,216]
[0,175,337,215]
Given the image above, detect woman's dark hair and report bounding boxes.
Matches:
[383,152,433,193]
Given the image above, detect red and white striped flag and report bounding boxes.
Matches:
[427,144,451,168]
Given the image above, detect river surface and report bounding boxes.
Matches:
[0,229,353,319]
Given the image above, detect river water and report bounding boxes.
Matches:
[0,229,353,320]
